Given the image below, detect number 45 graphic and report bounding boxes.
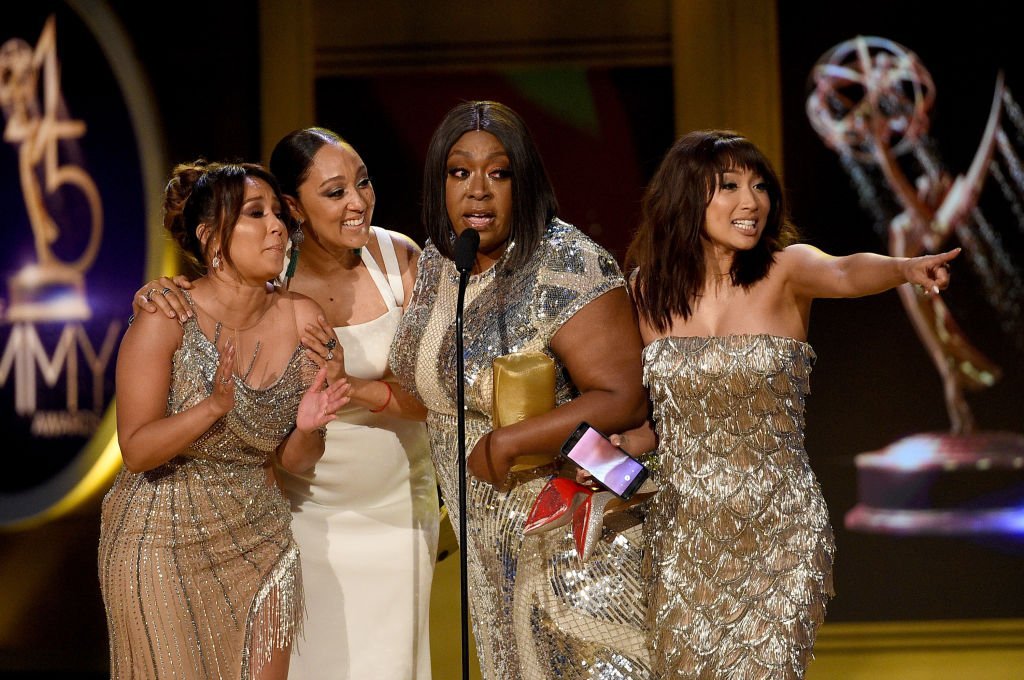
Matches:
[1,14,103,323]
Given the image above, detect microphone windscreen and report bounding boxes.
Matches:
[454,229,481,273]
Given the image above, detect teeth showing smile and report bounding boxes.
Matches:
[732,219,757,234]
[343,217,365,227]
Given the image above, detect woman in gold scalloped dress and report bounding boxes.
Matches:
[620,130,960,679]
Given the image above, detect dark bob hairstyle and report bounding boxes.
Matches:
[421,100,558,269]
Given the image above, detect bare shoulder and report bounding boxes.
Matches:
[279,289,326,326]
[380,228,422,264]
[777,243,829,270]
[120,304,184,361]
[781,242,824,259]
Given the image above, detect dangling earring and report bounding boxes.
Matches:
[211,249,222,270]
[285,220,304,279]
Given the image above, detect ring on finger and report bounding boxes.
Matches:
[160,287,172,295]
[325,338,337,350]
[144,288,158,302]
[326,350,334,361]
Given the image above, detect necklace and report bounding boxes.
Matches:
[212,322,261,382]
[191,293,274,383]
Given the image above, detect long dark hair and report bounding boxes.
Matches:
[626,130,798,332]
[163,160,292,273]
[421,100,558,269]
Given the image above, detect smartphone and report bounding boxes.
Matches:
[560,421,649,500]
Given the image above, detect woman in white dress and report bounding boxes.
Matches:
[134,128,438,679]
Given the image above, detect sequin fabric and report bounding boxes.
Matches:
[642,334,835,679]
[98,308,314,679]
[390,219,652,679]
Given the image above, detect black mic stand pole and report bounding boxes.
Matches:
[455,266,470,680]
[453,228,479,680]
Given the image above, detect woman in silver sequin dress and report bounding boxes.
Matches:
[99,161,349,679]
[389,101,653,679]
[619,130,960,678]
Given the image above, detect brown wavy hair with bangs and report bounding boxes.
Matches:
[626,130,799,333]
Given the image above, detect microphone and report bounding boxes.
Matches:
[454,228,480,273]
[453,227,478,680]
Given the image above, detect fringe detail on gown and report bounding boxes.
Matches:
[244,545,304,679]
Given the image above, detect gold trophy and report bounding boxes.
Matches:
[1,16,102,323]
[807,36,1024,534]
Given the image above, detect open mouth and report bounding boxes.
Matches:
[464,212,495,228]
[732,219,758,235]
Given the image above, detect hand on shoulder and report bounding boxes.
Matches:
[121,296,185,367]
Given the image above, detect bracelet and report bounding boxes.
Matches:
[369,380,393,413]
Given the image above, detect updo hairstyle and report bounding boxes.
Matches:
[162,160,293,273]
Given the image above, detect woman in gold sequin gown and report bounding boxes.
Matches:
[98,161,349,679]
[390,101,653,679]
[621,130,960,678]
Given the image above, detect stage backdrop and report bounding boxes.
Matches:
[779,0,1024,623]
[1,1,1021,677]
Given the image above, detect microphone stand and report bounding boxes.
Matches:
[453,229,479,680]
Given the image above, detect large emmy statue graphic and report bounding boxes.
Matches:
[0,15,103,322]
[807,36,1024,535]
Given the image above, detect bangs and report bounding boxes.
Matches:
[704,138,776,198]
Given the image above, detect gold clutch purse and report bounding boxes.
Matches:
[492,351,557,472]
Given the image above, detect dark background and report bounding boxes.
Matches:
[0,0,1021,675]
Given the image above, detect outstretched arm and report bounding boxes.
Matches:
[784,243,960,300]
